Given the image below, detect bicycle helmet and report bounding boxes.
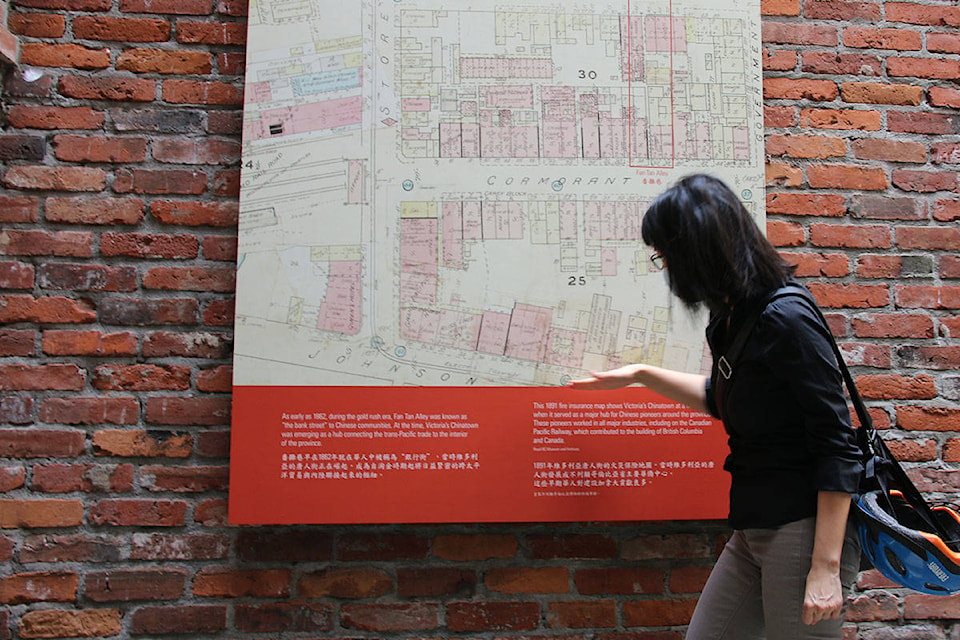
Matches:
[856,489,960,595]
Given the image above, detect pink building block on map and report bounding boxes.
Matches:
[316,261,361,335]
[440,123,462,157]
[400,219,439,305]
[480,125,539,158]
[544,327,588,368]
[435,309,482,349]
[477,311,511,355]
[505,304,553,362]
[442,201,464,268]
[462,201,482,239]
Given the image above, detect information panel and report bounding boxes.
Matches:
[231,0,763,524]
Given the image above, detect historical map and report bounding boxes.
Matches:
[234,0,765,389]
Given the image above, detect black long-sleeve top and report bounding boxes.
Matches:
[704,285,863,530]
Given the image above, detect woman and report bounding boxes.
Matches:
[570,174,862,639]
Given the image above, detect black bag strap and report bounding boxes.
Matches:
[764,283,948,539]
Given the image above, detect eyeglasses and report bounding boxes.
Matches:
[650,252,663,269]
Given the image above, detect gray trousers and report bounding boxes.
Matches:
[685,517,861,640]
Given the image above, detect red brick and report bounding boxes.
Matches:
[767,220,806,246]
[0,364,84,391]
[887,2,960,27]
[0,429,84,458]
[766,162,803,187]
[59,75,156,102]
[929,31,960,54]
[196,430,230,458]
[0,261,35,289]
[485,567,569,594]
[432,533,517,561]
[140,465,228,492]
[445,602,538,632]
[896,285,960,309]
[207,109,243,134]
[856,374,937,400]
[0,134,46,161]
[19,609,122,639]
[800,107,881,130]
[150,200,239,227]
[762,0,800,15]
[100,233,199,259]
[202,298,234,325]
[0,466,27,491]
[217,0,247,17]
[142,331,231,358]
[118,48,212,74]
[397,567,475,598]
[45,196,144,225]
[528,533,618,559]
[810,223,891,249]
[217,51,245,74]
[20,42,110,69]
[899,406,960,433]
[8,12,67,37]
[120,0,212,13]
[0,499,83,528]
[0,329,35,357]
[889,111,960,135]
[130,605,226,635]
[196,366,232,392]
[762,22,838,46]
[300,568,391,598]
[0,295,96,323]
[0,572,79,605]
[100,297,199,325]
[162,79,243,105]
[623,598,699,627]
[234,602,332,633]
[764,77,838,101]
[845,592,900,622]
[852,138,926,162]
[20,532,120,563]
[930,85,960,109]
[766,133,846,158]
[804,0,882,21]
[575,567,665,594]
[934,199,960,222]
[38,263,137,292]
[0,195,39,222]
[32,462,134,492]
[841,81,923,106]
[941,256,960,279]
[781,252,850,278]
[3,165,106,191]
[897,345,960,370]
[884,437,937,462]
[547,600,617,629]
[42,330,138,357]
[52,134,148,163]
[236,530,334,562]
[73,15,170,41]
[212,168,239,196]
[802,51,881,76]
[93,364,191,391]
[15,0,111,8]
[143,266,236,292]
[932,141,960,165]
[890,57,960,79]
[89,499,188,526]
[201,236,237,261]
[130,532,229,560]
[92,430,192,457]
[843,27,922,50]
[669,565,713,593]
[1,230,95,258]
[0,396,35,425]
[807,164,888,190]
[623,533,715,560]
[763,49,797,71]
[944,439,960,463]
[176,20,246,45]
[898,227,960,251]
[152,138,240,165]
[807,282,889,308]
[113,168,207,195]
[194,568,291,597]
[85,569,187,601]
[146,396,231,426]
[6,105,104,130]
[849,194,925,220]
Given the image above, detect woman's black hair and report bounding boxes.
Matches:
[641,173,794,312]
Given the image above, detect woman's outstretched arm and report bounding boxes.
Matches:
[568,363,708,414]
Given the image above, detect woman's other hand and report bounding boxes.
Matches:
[802,564,843,625]
[567,364,643,390]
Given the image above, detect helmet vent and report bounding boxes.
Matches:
[884,546,907,576]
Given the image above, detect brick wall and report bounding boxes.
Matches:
[0,0,958,637]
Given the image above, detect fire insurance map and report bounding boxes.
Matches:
[234,0,764,389]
